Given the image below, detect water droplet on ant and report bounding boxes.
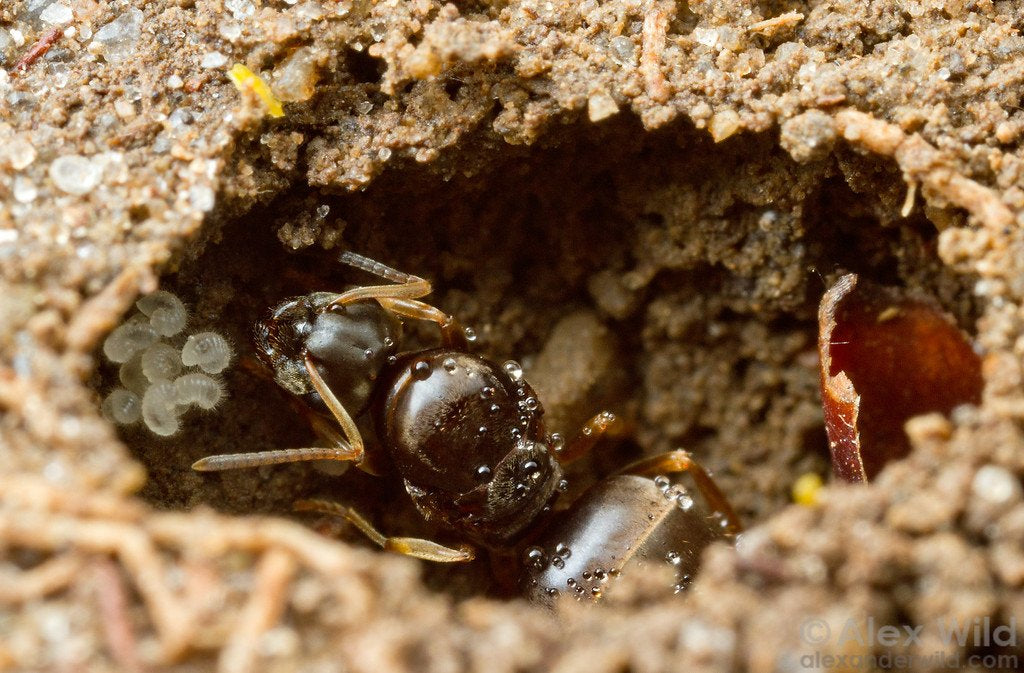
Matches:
[550,433,565,453]
[653,475,670,491]
[556,479,569,492]
[524,397,538,410]
[478,425,488,436]
[555,543,571,559]
[522,460,539,475]
[551,556,565,569]
[442,357,457,373]
[412,360,431,380]
[566,578,576,587]
[676,493,694,511]
[383,337,394,348]
[479,386,495,399]
[463,326,477,342]
[475,465,492,481]
[665,550,681,565]
[489,403,500,413]
[502,360,523,381]
[581,571,592,580]
[363,348,373,359]
[524,546,547,570]
[386,355,397,365]
[546,588,559,597]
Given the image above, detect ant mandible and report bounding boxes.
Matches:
[193,252,741,597]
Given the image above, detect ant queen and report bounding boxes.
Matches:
[193,252,742,601]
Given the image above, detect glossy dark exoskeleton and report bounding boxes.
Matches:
[193,252,741,597]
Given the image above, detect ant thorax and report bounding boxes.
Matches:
[381,349,564,546]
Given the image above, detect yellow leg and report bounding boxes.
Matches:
[192,445,360,472]
[294,499,476,562]
[377,297,469,350]
[330,252,432,307]
[555,411,621,464]
[619,450,742,534]
[194,354,368,472]
[304,354,364,458]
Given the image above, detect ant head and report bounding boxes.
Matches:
[254,293,402,416]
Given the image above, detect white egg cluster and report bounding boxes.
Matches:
[101,290,232,436]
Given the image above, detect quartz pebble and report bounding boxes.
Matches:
[40,2,73,25]
[201,51,228,68]
[225,0,255,19]
[13,177,37,204]
[49,155,101,196]
[273,47,320,102]
[4,138,37,170]
[93,8,144,63]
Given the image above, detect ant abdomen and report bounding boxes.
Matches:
[381,349,563,546]
[520,475,729,602]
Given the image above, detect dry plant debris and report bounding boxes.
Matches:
[817,273,983,481]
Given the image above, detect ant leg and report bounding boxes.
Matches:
[555,411,621,465]
[619,450,742,533]
[330,252,432,307]
[376,297,469,350]
[193,356,368,473]
[192,445,360,472]
[294,499,476,562]
[304,354,365,458]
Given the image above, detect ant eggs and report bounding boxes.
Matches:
[102,318,159,363]
[142,381,182,437]
[103,291,231,436]
[118,353,149,394]
[102,388,142,424]
[137,290,188,337]
[174,373,225,410]
[181,332,233,374]
[141,342,183,382]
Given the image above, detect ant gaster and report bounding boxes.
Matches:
[193,253,742,596]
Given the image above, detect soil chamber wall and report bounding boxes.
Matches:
[2,1,1024,671]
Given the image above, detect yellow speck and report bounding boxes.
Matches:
[228,63,284,118]
[876,306,901,323]
[793,472,824,506]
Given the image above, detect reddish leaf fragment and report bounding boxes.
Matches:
[818,274,982,482]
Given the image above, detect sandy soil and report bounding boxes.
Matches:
[2,0,1024,670]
